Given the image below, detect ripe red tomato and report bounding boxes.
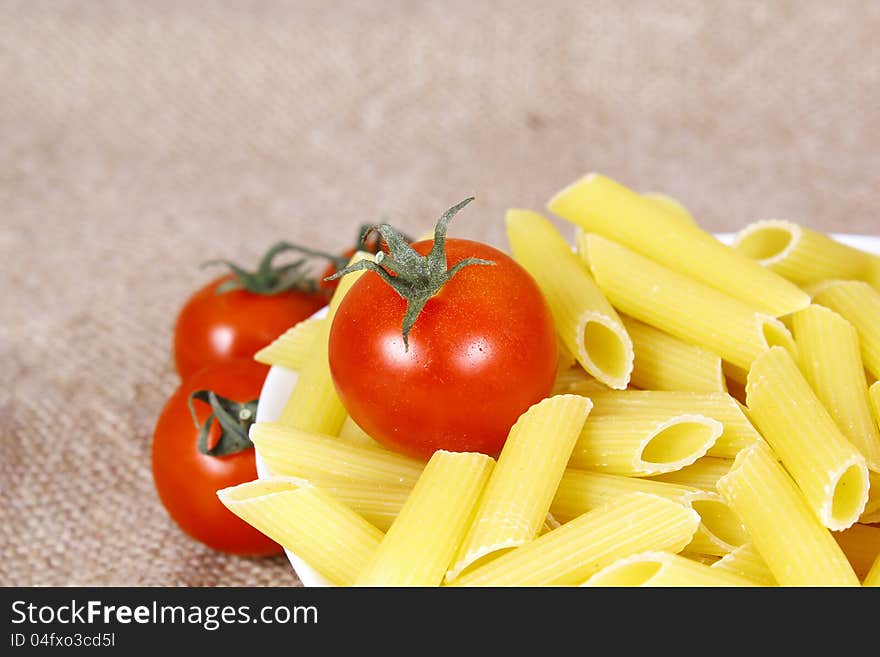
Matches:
[328,226,558,460]
[151,358,280,556]
[173,273,326,380]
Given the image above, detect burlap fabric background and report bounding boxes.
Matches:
[2,0,878,586]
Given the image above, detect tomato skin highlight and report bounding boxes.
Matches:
[151,358,281,556]
[328,239,558,460]
[173,274,326,380]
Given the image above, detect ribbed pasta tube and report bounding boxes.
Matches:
[583,550,758,587]
[792,305,880,471]
[450,492,699,587]
[251,422,425,487]
[581,232,797,372]
[355,451,494,586]
[831,523,880,581]
[506,209,633,389]
[716,441,860,586]
[811,280,880,380]
[550,469,746,556]
[864,553,880,587]
[621,315,725,393]
[745,347,869,530]
[217,479,383,587]
[447,395,592,581]
[548,173,809,316]
[586,391,760,459]
[733,219,880,289]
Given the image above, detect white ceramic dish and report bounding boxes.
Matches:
[255,233,880,587]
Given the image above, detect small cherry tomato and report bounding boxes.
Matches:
[151,358,280,555]
[327,199,558,459]
[173,243,329,380]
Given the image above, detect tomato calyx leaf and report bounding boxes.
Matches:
[188,390,258,457]
[204,241,344,297]
[325,197,495,349]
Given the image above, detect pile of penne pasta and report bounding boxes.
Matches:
[219,173,880,586]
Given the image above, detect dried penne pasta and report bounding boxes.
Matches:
[355,451,494,586]
[811,280,880,380]
[580,232,797,372]
[710,543,777,587]
[716,441,860,586]
[450,492,699,587]
[621,315,726,393]
[569,409,720,476]
[254,317,325,370]
[548,173,809,316]
[506,209,633,389]
[649,456,734,492]
[733,219,880,289]
[251,422,425,488]
[318,481,411,532]
[217,478,383,587]
[447,395,592,581]
[832,523,880,581]
[582,550,758,587]
[745,347,869,530]
[792,305,880,471]
[550,469,746,556]
[586,391,760,459]
[278,252,373,432]
[864,553,880,587]
[551,469,694,522]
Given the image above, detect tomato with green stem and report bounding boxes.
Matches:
[326,198,559,460]
[151,358,280,556]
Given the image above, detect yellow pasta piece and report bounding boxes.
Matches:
[506,209,633,389]
[586,391,760,459]
[811,280,880,380]
[548,173,809,316]
[217,478,383,587]
[640,192,697,226]
[253,317,325,370]
[733,219,880,289]
[447,395,592,581]
[711,543,778,587]
[450,492,699,587]
[580,232,797,372]
[792,305,880,471]
[318,480,411,532]
[832,523,880,581]
[550,469,745,556]
[251,422,425,487]
[745,347,869,530]
[716,441,860,586]
[583,550,758,587]
[337,415,382,448]
[355,451,494,586]
[864,553,880,587]
[621,315,726,393]
[649,456,734,492]
[570,409,720,476]
[278,252,372,432]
